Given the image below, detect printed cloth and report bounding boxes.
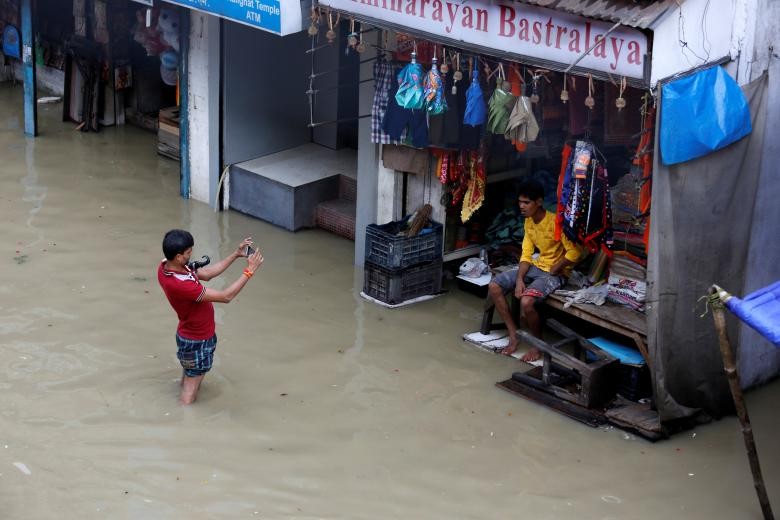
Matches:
[371,56,397,144]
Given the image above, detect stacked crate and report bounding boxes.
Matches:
[363,219,443,305]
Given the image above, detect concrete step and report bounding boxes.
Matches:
[339,174,357,202]
[315,198,356,241]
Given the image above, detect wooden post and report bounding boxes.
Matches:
[710,287,774,520]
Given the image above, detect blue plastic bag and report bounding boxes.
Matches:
[660,66,752,165]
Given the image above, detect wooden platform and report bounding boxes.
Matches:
[544,293,649,365]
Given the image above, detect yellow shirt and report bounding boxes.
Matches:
[520,211,581,276]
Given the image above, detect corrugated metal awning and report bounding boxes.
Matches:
[513,0,679,29]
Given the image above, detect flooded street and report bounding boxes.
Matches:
[1,82,778,519]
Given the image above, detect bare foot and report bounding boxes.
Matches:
[501,342,518,356]
[521,348,542,363]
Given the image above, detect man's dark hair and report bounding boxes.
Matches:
[517,178,545,202]
[162,229,194,260]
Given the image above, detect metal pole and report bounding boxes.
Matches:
[21,0,37,137]
[179,8,190,199]
[709,286,774,520]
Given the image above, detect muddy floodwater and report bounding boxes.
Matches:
[0,84,778,519]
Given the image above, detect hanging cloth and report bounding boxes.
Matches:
[486,67,514,135]
[504,95,539,144]
[460,151,486,223]
[395,57,425,110]
[423,56,447,115]
[371,55,396,145]
[463,69,487,126]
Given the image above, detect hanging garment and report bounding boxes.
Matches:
[504,95,539,144]
[461,151,486,223]
[423,60,447,115]
[383,80,428,148]
[463,70,487,126]
[371,56,397,144]
[507,66,527,152]
[395,60,425,110]
[486,83,514,135]
[556,141,614,252]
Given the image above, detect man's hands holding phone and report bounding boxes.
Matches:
[236,237,263,274]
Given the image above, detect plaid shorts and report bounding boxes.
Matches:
[176,334,217,377]
[491,265,565,300]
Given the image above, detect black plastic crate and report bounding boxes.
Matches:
[365,218,443,270]
[363,261,443,305]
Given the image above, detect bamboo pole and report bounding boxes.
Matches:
[709,286,774,520]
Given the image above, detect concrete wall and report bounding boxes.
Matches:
[650,0,735,86]
[353,30,380,267]
[222,21,311,166]
[187,12,221,207]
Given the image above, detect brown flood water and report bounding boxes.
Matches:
[0,83,778,519]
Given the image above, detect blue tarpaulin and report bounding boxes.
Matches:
[725,281,780,348]
[661,66,752,165]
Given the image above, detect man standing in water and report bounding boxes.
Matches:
[487,179,581,362]
[158,229,264,404]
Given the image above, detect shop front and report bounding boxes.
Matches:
[310,0,779,434]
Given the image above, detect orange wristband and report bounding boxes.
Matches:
[243,270,253,278]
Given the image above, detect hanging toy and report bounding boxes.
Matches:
[325,11,339,43]
[347,18,358,48]
[560,73,569,103]
[615,76,627,111]
[307,6,319,37]
[530,72,540,103]
[439,46,448,74]
[355,22,366,53]
[585,73,595,109]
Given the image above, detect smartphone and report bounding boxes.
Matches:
[244,245,255,256]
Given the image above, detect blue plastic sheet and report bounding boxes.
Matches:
[660,66,752,165]
[725,280,780,348]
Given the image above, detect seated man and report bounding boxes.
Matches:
[488,179,581,361]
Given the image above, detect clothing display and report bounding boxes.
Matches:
[504,95,539,144]
[556,140,614,254]
[486,82,514,135]
[395,58,425,109]
[371,55,398,145]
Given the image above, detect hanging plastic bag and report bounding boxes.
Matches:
[423,54,447,115]
[395,51,425,110]
[463,69,487,127]
[660,66,752,165]
[504,95,538,143]
[486,65,514,134]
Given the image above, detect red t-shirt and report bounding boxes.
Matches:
[158,261,215,340]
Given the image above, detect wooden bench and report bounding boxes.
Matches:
[481,289,649,366]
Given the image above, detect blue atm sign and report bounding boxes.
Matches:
[164,0,299,35]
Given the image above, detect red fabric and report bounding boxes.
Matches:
[634,106,655,254]
[554,144,573,241]
[158,261,215,340]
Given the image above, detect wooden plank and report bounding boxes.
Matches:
[496,379,606,428]
[546,293,647,337]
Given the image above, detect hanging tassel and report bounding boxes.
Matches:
[307,6,319,37]
[347,18,358,48]
[325,11,339,43]
[356,22,365,53]
[439,46,448,74]
[530,72,540,103]
[585,73,595,109]
[615,76,627,111]
[560,73,569,103]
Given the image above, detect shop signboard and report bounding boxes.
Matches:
[318,0,648,80]
[163,0,302,36]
